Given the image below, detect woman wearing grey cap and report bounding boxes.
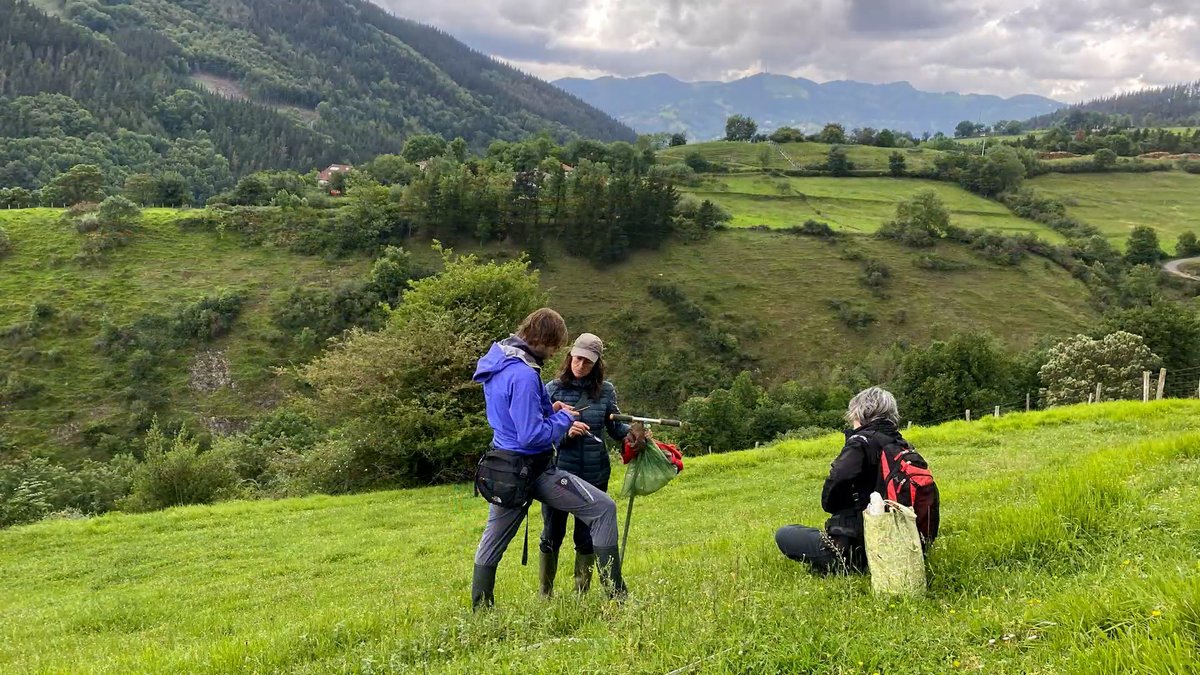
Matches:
[540,333,640,597]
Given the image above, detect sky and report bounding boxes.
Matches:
[369,0,1199,103]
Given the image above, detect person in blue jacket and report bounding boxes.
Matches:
[470,308,627,609]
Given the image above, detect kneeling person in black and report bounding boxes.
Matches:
[775,386,906,574]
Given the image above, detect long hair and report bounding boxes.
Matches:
[557,354,605,401]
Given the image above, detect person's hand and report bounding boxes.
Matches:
[553,401,579,418]
[568,421,590,438]
[626,422,648,448]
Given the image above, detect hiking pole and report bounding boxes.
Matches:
[621,493,635,562]
[609,414,684,427]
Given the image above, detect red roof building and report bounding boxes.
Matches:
[317,164,352,185]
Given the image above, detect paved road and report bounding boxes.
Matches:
[1163,256,1200,281]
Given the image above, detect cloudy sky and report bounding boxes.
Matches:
[370,0,1198,102]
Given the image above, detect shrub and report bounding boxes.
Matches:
[1038,331,1161,406]
[170,291,245,342]
[1175,231,1200,257]
[784,219,838,238]
[913,254,970,271]
[369,246,416,305]
[1100,303,1200,370]
[97,195,142,227]
[877,190,949,247]
[120,422,238,512]
[270,282,384,345]
[860,259,891,293]
[1125,226,1163,266]
[218,407,326,491]
[0,455,135,528]
[826,299,877,331]
[296,248,545,488]
[894,332,1022,424]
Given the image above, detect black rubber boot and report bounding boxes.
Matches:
[594,547,627,599]
[539,548,558,598]
[471,564,496,611]
[574,552,596,593]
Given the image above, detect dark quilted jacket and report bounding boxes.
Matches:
[545,379,630,486]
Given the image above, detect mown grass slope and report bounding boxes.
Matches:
[1028,172,1200,248]
[658,140,947,173]
[1,209,1099,457]
[540,229,1094,385]
[683,174,1063,239]
[2,400,1198,673]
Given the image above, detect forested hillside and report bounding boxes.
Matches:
[1026,80,1200,129]
[0,0,633,199]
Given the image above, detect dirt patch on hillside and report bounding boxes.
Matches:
[191,73,249,101]
[190,349,235,393]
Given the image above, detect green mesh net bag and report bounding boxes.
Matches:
[618,440,681,498]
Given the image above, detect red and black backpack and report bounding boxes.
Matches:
[868,432,940,547]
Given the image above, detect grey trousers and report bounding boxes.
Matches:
[475,466,618,567]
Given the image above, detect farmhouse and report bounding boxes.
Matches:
[317,163,352,185]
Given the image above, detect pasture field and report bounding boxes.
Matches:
[1027,172,1200,248]
[682,174,1064,239]
[658,141,947,173]
[2,400,1199,673]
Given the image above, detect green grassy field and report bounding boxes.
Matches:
[538,228,1094,388]
[0,208,369,459]
[658,141,947,173]
[2,400,1198,673]
[1028,172,1200,248]
[0,209,1098,457]
[683,174,1064,239]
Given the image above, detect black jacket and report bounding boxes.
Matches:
[545,379,630,486]
[821,419,905,544]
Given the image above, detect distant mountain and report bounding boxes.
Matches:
[0,0,633,196]
[555,73,1062,139]
[1025,81,1200,129]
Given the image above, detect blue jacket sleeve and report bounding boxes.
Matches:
[511,370,573,450]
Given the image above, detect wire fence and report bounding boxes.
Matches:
[6,368,1200,437]
[904,365,1200,428]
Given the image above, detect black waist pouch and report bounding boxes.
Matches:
[475,450,550,508]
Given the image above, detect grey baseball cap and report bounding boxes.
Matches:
[569,333,604,362]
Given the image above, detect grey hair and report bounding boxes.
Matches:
[845,386,900,426]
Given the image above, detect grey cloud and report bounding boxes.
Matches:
[846,0,976,34]
[369,0,1200,101]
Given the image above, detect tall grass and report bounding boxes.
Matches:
[2,401,1199,672]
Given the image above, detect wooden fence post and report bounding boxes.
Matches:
[994,405,1000,417]
[965,409,971,422]
[1144,371,1151,402]
[1157,367,1167,401]
[1088,394,1094,404]
[1025,393,1031,412]
[1095,382,1103,403]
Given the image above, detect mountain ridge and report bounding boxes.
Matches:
[554,72,1062,139]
